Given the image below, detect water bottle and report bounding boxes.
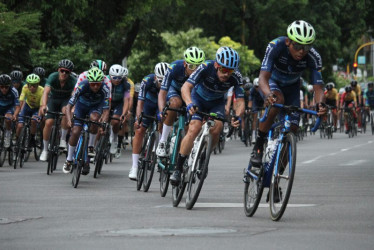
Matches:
[265,138,277,163]
[169,135,176,156]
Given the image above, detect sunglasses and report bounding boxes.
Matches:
[0,85,10,89]
[28,84,39,88]
[291,42,313,52]
[111,76,122,81]
[59,69,71,74]
[186,63,199,70]
[89,82,102,87]
[156,77,163,84]
[218,66,234,74]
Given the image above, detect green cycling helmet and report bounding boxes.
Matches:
[87,67,104,82]
[184,47,205,64]
[287,20,315,45]
[26,73,40,85]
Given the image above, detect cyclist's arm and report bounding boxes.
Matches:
[121,92,130,119]
[258,70,272,98]
[313,84,325,104]
[181,81,194,106]
[235,98,245,117]
[158,89,168,113]
[41,85,51,109]
[136,99,144,121]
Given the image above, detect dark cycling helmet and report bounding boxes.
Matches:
[326,82,334,90]
[0,74,12,86]
[33,67,46,77]
[90,59,107,72]
[10,70,23,81]
[243,82,253,91]
[350,80,357,87]
[58,59,74,71]
[345,86,352,92]
[216,46,240,69]
[368,82,374,88]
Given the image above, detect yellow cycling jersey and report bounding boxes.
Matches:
[19,85,44,109]
[127,78,135,98]
[342,91,356,103]
[324,88,338,101]
[352,85,361,97]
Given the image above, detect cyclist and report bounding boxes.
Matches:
[250,20,326,167]
[350,80,362,131]
[248,77,264,144]
[107,64,130,154]
[340,85,357,134]
[10,70,24,96]
[324,82,339,131]
[17,74,44,147]
[33,67,47,87]
[63,67,110,175]
[129,62,169,180]
[363,82,374,117]
[156,47,205,157]
[170,46,244,185]
[0,74,20,148]
[337,87,345,130]
[39,59,77,161]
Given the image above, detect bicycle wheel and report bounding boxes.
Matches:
[244,166,265,217]
[8,139,14,166]
[19,127,30,169]
[136,158,145,191]
[47,126,56,175]
[143,133,157,192]
[34,127,43,161]
[0,129,5,167]
[371,114,374,135]
[186,136,211,210]
[72,134,87,188]
[172,162,188,207]
[94,137,105,178]
[269,132,296,221]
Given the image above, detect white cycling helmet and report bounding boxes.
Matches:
[307,85,313,92]
[109,64,125,77]
[154,62,169,78]
[122,67,129,77]
[339,88,345,95]
[253,77,259,87]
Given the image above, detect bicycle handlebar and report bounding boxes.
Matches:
[72,115,106,128]
[46,110,65,116]
[260,103,321,132]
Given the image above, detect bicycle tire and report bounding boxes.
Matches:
[47,126,56,175]
[172,163,188,207]
[34,127,43,161]
[244,167,265,217]
[72,133,87,188]
[143,133,157,192]
[8,141,14,166]
[186,136,211,210]
[136,159,145,191]
[0,129,5,167]
[94,137,105,178]
[19,127,30,169]
[269,132,296,221]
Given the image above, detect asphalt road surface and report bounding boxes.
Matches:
[1,129,374,250]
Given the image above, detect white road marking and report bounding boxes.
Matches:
[339,160,367,166]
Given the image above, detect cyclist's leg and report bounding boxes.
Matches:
[60,100,70,147]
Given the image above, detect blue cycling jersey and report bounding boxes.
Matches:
[0,87,20,108]
[364,89,374,107]
[187,60,244,101]
[111,79,130,103]
[261,36,323,87]
[138,74,159,104]
[161,60,188,92]
[69,80,110,109]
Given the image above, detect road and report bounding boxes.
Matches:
[1,129,374,250]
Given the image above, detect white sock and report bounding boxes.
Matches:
[43,140,49,151]
[61,129,68,141]
[160,125,172,143]
[89,133,96,147]
[252,130,256,138]
[5,129,11,137]
[67,144,76,161]
[112,132,118,143]
[132,154,139,168]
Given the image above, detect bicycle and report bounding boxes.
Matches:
[0,116,14,167]
[344,107,357,138]
[243,103,321,221]
[370,109,374,135]
[13,115,41,169]
[184,110,226,210]
[46,111,65,175]
[93,116,121,178]
[136,112,159,192]
[70,115,104,188]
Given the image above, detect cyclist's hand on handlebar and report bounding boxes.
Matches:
[265,92,277,106]
[187,103,197,115]
[231,116,241,128]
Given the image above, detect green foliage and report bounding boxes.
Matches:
[332,73,350,89]
[30,43,95,74]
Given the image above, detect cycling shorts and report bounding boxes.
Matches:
[141,100,159,129]
[46,98,69,120]
[166,85,183,102]
[191,89,225,121]
[0,106,14,116]
[19,103,39,124]
[111,101,123,116]
[73,101,105,127]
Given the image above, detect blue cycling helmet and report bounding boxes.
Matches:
[215,46,240,69]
